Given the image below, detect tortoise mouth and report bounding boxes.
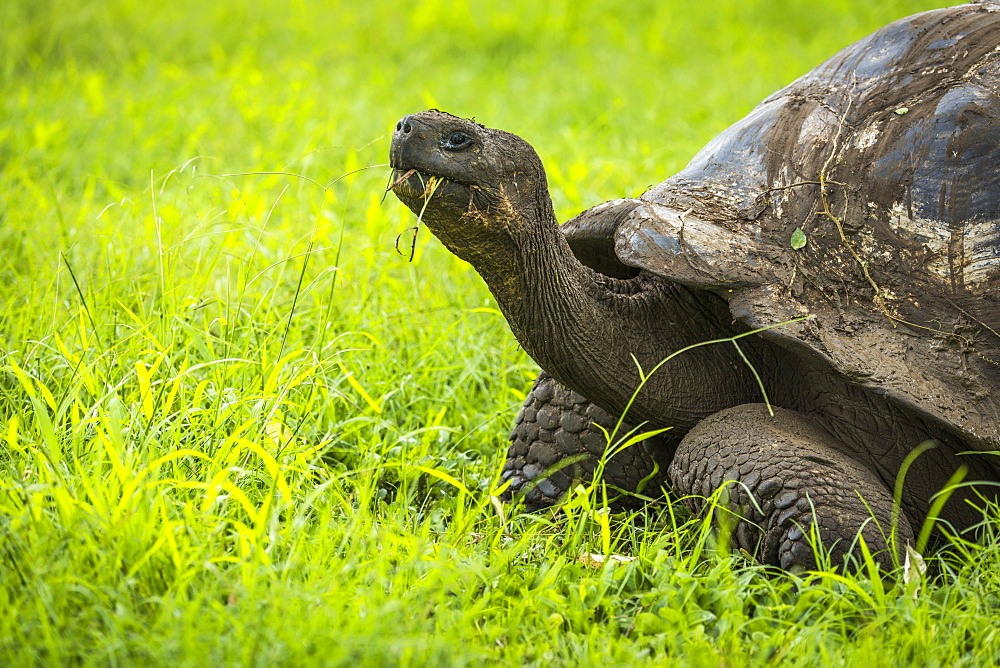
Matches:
[390,168,442,200]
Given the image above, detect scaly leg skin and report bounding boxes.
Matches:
[669,404,915,572]
[501,371,674,510]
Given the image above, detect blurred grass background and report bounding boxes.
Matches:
[5,0,998,665]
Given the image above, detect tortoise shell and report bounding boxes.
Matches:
[564,2,1000,450]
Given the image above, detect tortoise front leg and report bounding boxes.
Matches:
[502,371,674,510]
[669,404,914,571]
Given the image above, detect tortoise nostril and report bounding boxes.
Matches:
[395,116,414,135]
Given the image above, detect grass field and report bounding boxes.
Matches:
[3,0,1000,664]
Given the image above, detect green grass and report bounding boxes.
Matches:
[2,0,999,664]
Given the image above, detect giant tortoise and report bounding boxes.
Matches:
[388,2,1000,570]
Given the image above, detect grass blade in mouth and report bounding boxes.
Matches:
[224,164,390,190]
[394,175,442,262]
[387,168,418,192]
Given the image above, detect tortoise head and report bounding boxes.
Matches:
[389,111,553,259]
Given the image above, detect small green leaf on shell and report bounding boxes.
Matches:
[894,107,909,115]
[790,227,807,250]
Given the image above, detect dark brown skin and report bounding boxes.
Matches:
[387,4,1000,571]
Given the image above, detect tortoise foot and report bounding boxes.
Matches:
[670,404,914,571]
[502,372,673,511]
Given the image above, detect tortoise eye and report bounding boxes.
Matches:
[442,131,473,150]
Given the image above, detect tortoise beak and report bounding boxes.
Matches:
[390,114,431,199]
[389,114,428,170]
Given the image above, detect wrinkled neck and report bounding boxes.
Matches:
[468,205,767,431]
